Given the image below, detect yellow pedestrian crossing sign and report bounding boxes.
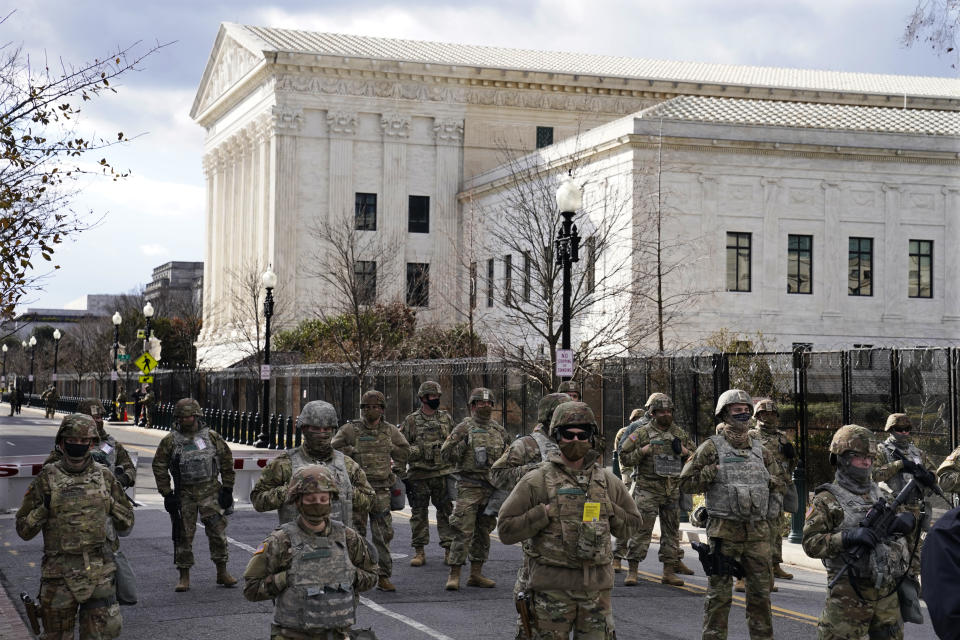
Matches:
[134,352,158,374]
[139,375,154,383]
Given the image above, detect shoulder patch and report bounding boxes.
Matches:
[804,504,815,520]
[253,543,266,555]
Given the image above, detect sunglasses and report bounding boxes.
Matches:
[893,427,911,433]
[558,429,591,441]
[360,404,384,409]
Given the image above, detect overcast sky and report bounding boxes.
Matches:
[13,0,957,312]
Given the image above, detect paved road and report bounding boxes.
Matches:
[0,409,942,639]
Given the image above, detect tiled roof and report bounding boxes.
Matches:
[229,23,960,99]
[643,95,960,136]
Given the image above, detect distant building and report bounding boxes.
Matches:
[144,261,204,315]
[2,308,100,340]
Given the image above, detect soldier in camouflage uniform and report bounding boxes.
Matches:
[803,425,911,640]
[244,464,379,640]
[139,384,154,427]
[332,389,409,592]
[401,381,457,567]
[557,380,580,402]
[680,389,787,640]
[42,384,58,418]
[620,392,696,587]
[441,387,507,590]
[746,398,797,592]
[45,398,137,491]
[936,439,960,492]
[498,401,642,639]
[152,397,237,592]
[611,407,643,573]
[16,414,134,639]
[251,400,374,528]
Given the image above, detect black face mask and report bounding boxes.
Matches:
[425,398,441,411]
[63,442,90,458]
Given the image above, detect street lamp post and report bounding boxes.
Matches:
[1,344,7,397]
[255,266,277,448]
[110,312,122,421]
[28,335,37,397]
[143,302,155,354]
[554,179,582,382]
[52,329,61,389]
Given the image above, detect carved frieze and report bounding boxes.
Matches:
[326,110,358,136]
[433,118,464,145]
[380,112,411,138]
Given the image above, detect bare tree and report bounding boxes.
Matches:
[903,0,960,66]
[61,316,112,396]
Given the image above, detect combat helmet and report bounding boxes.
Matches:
[76,397,105,418]
[885,413,912,432]
[286,464,340,503]
[537,392,571,426]
[361,390,385,407]
[417,381,442,398]
[55,413,98,442]
[468,387,494,405]
[645,393,674,413]
[753,398,778,415]
[714,389,753,420]
[829,424,875,464]
[175,398,203,418]
[549,401,597,438]
[298,400,338,429]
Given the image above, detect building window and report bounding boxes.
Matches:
[848,237,873,296]
[487,258,495,308]
[536,126,554,149]
[469,262,477,310]
[504,254,513,306]
[354,261,376,305]
[908,239,933,298]
[787,234,813,294]
[406,263,429,307]
[852,344,873,370]
[523,251,531,303]
[726,232,751,292]
[585,237,596,294]
[355,193,377,231]
[408,195,430,234]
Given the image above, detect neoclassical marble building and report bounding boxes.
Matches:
[192,23,960,366]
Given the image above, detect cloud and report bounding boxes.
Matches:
[139,244,170,257]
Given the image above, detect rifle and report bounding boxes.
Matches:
[20,592,41,635]
[515,591,534,640]
[170,457,183,545]
[611,448,622,480]
[691,539,745,578]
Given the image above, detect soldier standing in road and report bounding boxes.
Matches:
[332,389,409,592]
[152,397,237,592]
[803,425,911,640]
[679,389,787,640]
[441,387,507,590]
[115,386,127,421]
[251,400,374,526]
[619,392,696,587]
[746,398,797,592]
[243,464,379,640]
[140,384,155,427]
[611,407,643,573]
[16,413,134,639]
[498,401,642,639]
[41,383,58,418]
[401,381,457,567]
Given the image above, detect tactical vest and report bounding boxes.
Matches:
[881,438,923,496]
[531,430,559,462]
[44,463,110,555]
[705,435,771,522]
[632,423,683,479]
[278,448,354,526]
[172,427,218,485]
[531,462,613,568]
[273,520,356,632]
[352,421,394,485]
[750,427,793,476]
[460,419,506,476]
[91,435,119,468]
[407,411,452,471]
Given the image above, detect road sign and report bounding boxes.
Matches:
[138,375,154,383]
[111,371,119,381]
[50,373,57,382]
[260,364,271,381]
[134,353,158,374]
[118,354,131,362]
[136,329,145,339]
[556,349,574,378]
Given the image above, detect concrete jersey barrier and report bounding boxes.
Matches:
[0,453,140,512]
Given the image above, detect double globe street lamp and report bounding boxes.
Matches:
[26,335,37,396]
[554,178,582,383]
[255,266,277,448]
[52,329,61,387]
[111,312,122,421]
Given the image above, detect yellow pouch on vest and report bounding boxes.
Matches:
[582,502,601,522]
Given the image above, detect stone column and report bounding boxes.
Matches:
[200,153,216,342]
[821,181,842,318]
[943,187,960,321]
[433,118,464,319]
[257,117,272,270]
[760,178,781,317]
[381,112,411,303]
[697,175,722,294]
[268,105,303,318]
[326,110,357,234]
[212,147,228,332]
[882,184,903,321]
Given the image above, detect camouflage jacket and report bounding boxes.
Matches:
[937,444,960,493]
[613,426,633,479]
[620,421,694,493]
[748,423,797,496]
[332,419,409,489]
[41,389,57,405]
[243,517,378,603]
[679,428,788,542]
[441,416,507,485]
[152,424,235,497]
[401,408,456,480]
[489,425,556,491]
[44,433,137,488]
[874,436,936,504]
[141,392,155,406]
[249,445,374,516]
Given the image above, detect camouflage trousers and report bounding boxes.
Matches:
[532,589,614,639]
[447,484,496,566]
[353,487,394,578]
[767,516,783,565]
[407,475,454,550]
[270,623,350,639]
[39,577,122,639]
[817,579,902,640]
[45,404,56,419]
[175,487,228,568]
[625,487,681,566]
[702,538,772,640]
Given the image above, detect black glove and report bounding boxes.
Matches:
[113,467,131,488]
[218,487,234,510]
[671,437,683,455]
[164,493,181,514]
[899,456,920,475]
[915,468,938,489]
[780,441,796,460]
[842,527,880,550]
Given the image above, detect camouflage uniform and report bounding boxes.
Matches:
[498,402,643,640]
[244,465,379,640]
[41,385,58,418]
[152,398,236,589]
[115,387,127,420]
[140,386,154,427]
[611,423,634,570]
[936,444,960,492]
[441,387,507,589]
[16,414,134,639]
[331,390,409,586]
[401,381,457,562]
[802,425,908,640]
[679,389,787,640]
[619,394,695,586]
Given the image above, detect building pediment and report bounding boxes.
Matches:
[191,24,266,121]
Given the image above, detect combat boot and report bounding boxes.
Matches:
[770,575,778,593]
[445,565,461,591]
[624,561,639,586]
[175,568,190,592]
[661,565,684,586]
[613,558,624,573]
[466,562,495,588]
[377,576,396,592]
[734,578,745,592]
[216,563,237,587]
[410,547,426,567]
[772,564,793,579]
[674,560,695,575]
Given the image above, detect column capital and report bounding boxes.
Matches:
[381,112,411,139]
[271,104,304,133]
[881,183,901,193]
[326,110,357,136]
[433,118,464,145]
[820,180,841,191]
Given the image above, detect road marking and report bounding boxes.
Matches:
[5,441,15,446]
